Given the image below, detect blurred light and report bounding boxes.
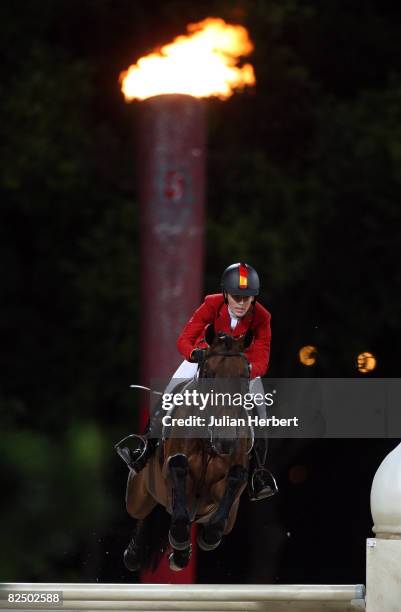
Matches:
[357,351,377,373]
[299,345,317,366]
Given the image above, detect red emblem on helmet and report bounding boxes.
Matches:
[239,263,248,289]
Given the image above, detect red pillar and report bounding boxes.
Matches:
[137,94,206,582]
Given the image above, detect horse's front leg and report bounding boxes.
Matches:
[167,453,192,570]
[198,463,248,551]
[126,468,157,519]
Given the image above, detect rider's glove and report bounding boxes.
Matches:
[190,348,206,363]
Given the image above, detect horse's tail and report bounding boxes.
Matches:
[136,504,170,571]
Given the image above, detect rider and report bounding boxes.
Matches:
[118,262,277,501]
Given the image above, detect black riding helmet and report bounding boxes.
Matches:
[221,263,260,299]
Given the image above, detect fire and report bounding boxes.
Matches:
[120,18,256,101]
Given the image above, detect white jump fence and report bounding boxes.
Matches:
[2,442,401,611]
[0,583,365,611]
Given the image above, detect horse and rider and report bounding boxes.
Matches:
[116,262,278,570]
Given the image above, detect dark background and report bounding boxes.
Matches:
[1,0,400,583]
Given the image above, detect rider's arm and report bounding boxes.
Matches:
[245,311,271,379]
[177,297,214,361]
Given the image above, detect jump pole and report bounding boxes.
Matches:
[0,583,365,610]
[137,93,206,582]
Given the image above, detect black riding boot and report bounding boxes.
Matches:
[248,436,278,501]
[115,398,164,474]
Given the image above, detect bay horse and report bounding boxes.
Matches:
[123,324,254,572]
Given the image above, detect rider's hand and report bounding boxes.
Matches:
[190,348,206,363]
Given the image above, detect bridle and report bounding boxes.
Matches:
[197,343,253,456]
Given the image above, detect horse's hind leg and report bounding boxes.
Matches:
[167,453,191,569]
[198,464,247,551]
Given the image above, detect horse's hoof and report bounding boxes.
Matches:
[168,547,191,571]
[197,529,222,552]
[168,552,184,572]
[123,547,140,572]
[168,530,190,551]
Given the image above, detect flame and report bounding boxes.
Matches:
[120,18,255,101]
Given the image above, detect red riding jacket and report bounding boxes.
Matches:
[177,293,271,379]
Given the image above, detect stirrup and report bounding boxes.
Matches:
[114,434,148,473]
[249,467,278,501]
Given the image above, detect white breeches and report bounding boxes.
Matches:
[164,360,266,419]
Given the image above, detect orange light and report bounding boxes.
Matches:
[357,352,377,373]
[120,18,256,101]
[299,345,317,366]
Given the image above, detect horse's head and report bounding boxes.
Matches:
[198,324,253,455]
[199,324,253,379]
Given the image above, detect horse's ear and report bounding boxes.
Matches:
[243,329,254,349]
[205,323,215,346]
